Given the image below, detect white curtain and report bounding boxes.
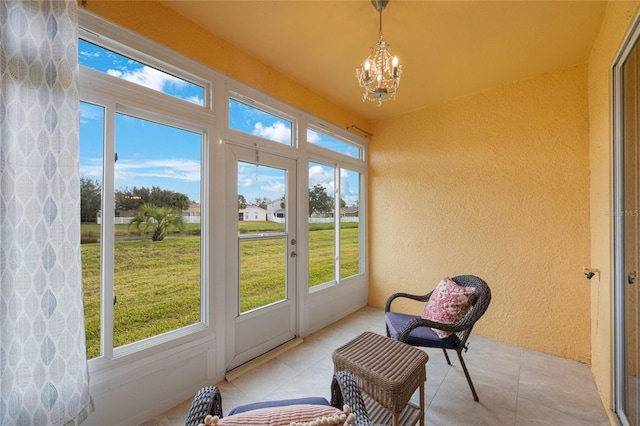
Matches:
[0,1,93,424]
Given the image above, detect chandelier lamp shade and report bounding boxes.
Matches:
[356,0,402,106]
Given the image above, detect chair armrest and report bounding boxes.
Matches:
[385,291,432,313]
[331,371,372,426]
[185,386,223,426]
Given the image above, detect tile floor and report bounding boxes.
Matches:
[142,306,611,425]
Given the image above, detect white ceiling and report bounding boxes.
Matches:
[158,0,608,121]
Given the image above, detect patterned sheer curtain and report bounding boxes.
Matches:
[0,1,93,424]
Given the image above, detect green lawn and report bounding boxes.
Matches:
[81,221,359,358]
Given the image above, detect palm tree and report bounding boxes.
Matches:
[128,204,185,241]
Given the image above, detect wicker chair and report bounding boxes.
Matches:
[185,385,222,426]
[385,275,491,402]
[185,371,372,426]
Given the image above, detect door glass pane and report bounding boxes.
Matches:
[308,162,336,287]
[625,45,640,424]
[237,161,286,234]
[239,238,287,313]
[340,168,361,279]
[237,162,288,313]
[80,101,104,359]
[113,113,202,348]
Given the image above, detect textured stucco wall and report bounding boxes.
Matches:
[588,0,640,415]
[369,65,592,362]
[79,1,369,133]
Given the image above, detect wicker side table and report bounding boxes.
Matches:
[332,331,428,426]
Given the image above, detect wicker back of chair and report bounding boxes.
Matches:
[450,275,491,340]
[185,386,222,426]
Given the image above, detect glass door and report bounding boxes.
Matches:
[225,144,297,370]
[615,19,640,425]
[624,44,640,423]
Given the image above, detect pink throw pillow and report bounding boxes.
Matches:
[209,404,350,426]
[422,277,475,338]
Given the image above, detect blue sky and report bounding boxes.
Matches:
[79,40,359,207]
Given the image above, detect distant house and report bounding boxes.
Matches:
[183,202,201,223]
[238,205,267,221]
[341,206,359,217]
[183,202,201,217]
[329,206,359,218]
[265,198,285,222]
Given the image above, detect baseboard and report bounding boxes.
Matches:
[225,337,304,382]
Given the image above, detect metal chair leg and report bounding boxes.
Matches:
[456,350,479,402]
[442,348,452,365]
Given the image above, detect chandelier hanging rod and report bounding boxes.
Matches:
[374,0,387,35]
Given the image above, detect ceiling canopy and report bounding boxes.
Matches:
[158,0,608,121]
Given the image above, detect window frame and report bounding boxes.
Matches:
[78,23,215,367]
[305,125,367,292]
[228,93,298,148]
[79,28,212,109]
[78,9,368,371]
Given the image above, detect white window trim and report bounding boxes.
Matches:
[78,8,368,375]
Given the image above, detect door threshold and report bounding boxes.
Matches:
[225,337,304,382]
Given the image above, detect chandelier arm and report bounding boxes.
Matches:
[356,0,401,106]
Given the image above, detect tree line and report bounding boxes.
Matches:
[81,178,354,222]
[237,184,351,217]
[80,178,192,222]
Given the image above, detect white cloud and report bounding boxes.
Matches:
[307,129,321,143]
[115,158,201,184]
[239,176,255,188]
[260,181,285,194]
[80,103,103,124]
[253,121,291,144]
[339,170,360,206]
[79,50,100,59]
[185,95,204,106]
[308,164,334,189]
[107,65,186,93]
[80,158,103,179]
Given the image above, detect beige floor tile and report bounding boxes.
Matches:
[141,306,609,426]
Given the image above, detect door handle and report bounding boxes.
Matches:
[629,272,637,285]
[290,251,297,258]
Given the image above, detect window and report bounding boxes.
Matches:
[79,39,205,106]
[307,163,363,287]
[112,113,202,349]
[308,162,336,287]
[308,128,361,159]
[229,97,293,146]
[79,14,367,365]
[79,36,208,360]
[339,168,361,279]
[80,101,104,359]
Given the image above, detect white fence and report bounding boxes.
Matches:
[98,216,201,225]
[99,216,358,225]
[309,217,359,223]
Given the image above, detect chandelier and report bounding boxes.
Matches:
[355,0,402,106]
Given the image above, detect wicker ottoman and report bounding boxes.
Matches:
[332,331,428,426]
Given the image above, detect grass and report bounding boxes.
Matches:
[81,221,359,358]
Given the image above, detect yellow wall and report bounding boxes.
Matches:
[369,65,592,362]
[588,0,640,415]
[79,1,369,133]
[78,0,640,415]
